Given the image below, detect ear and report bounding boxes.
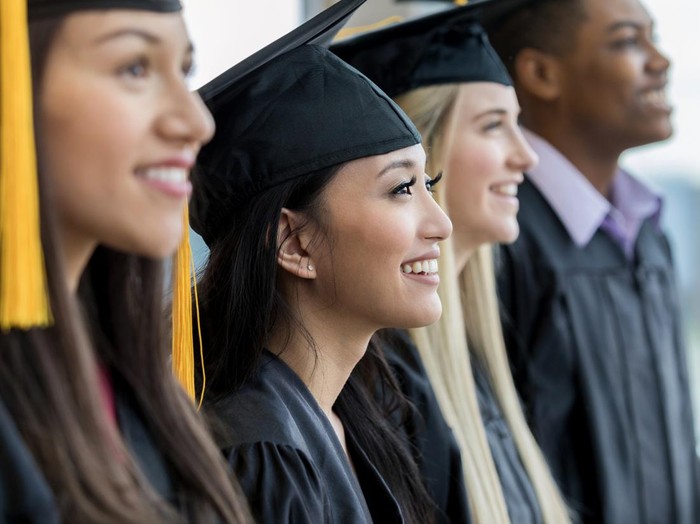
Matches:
[513,48,563,102]
[276,208,317,280]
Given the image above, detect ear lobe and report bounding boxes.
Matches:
[514,48,562,101]
[276,208,317,280]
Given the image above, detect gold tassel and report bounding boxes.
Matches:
[0,0,52,330]
[172,203,206,407]
[334,15,404,41]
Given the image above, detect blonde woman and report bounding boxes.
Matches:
[333,5,572,524]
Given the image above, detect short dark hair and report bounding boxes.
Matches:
[487,0,589,80]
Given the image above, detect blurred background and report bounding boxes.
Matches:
[181,0,700,442]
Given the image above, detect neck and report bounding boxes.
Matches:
[268,306,372,417]
[452,238,476,275]
[523,114,621,199]
[57,224,97,293]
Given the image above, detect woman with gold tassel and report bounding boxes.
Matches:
[0,0,251,521]
[333,4,572,523]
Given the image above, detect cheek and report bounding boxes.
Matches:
[326,205,417,288]
[41,88,144,212]
[444,144,494,213]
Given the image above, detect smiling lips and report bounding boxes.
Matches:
[137,166,192,198]
[401,259,439,275]
[640,87,671,111]
[142,166,189,183]
[490,181,519,197]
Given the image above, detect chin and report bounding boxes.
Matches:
[398,300,443,328]
[107,236,182,260]
[491,222,520,245]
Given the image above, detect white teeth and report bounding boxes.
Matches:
[142,167,187,183]
[492,183,518,197]
[642,89,666,105]
[401,259,439,275]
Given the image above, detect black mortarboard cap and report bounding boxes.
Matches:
[191,0,421,246]
[28,0,181,18]
[331,0,532,98]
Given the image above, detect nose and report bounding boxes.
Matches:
[508,128,538,173]
[157,81,216,148]
[646,40,671,77]
[421,189,452,242]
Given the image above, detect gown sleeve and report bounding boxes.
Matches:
[226,441,331,524]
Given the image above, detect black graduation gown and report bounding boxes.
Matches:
[112,374,177,509]
[379,329,471,524]
[0,399,58,524]
[210,351,404,524]
[0,373,186,524]
[498,178,700,524]
[471,355,543,524]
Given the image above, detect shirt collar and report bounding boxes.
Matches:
[522,128,662,248]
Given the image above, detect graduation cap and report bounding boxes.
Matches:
[330,0,533,98]
[28,0,181,18]
[190,0,421,247]
[0,0,181,332]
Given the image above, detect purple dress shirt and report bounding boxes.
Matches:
[522,129,662,259]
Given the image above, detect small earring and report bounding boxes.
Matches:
[307,264,314,271]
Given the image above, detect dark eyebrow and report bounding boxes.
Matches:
[607,20,652,33]
[93,28,161,45]
[377,159,418,178]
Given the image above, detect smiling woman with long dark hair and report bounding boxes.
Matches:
[0,1,250,522]
[189,2,451,523]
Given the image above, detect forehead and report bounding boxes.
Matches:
[454,83,519,113]
[54,9,189,50]
[579,0,653,33]
[330,144,427,188]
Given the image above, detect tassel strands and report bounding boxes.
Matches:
[171,203,206,407]
[0,0,52,330]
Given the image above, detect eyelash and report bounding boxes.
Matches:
[392,176,417,196]
[426,172,443,194]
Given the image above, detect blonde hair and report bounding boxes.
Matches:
[396,85,571,524]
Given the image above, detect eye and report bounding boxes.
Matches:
[392,176,417,196]
[119,57,149,79]
[182,58,196,79]
[426,172,443,195]
[482,120,503,132]
[610,36,641,50]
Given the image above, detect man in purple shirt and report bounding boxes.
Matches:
[485,0,700,522]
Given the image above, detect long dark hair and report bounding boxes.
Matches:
[197,165,436,524]
[0,16,250,523]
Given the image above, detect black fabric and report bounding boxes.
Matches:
[197,0,366,103]
[113,375,176,508]
[379,329,471,524]
[192,43,420,246]
[471,354,543,524]
[0,399,59,524]
[394,0,535,28]
[330,4,512,98]
[28,0,181,18]
[497,178,700,524]
[210,351,404,524]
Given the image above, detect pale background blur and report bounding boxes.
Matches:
[181,0,700,442]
